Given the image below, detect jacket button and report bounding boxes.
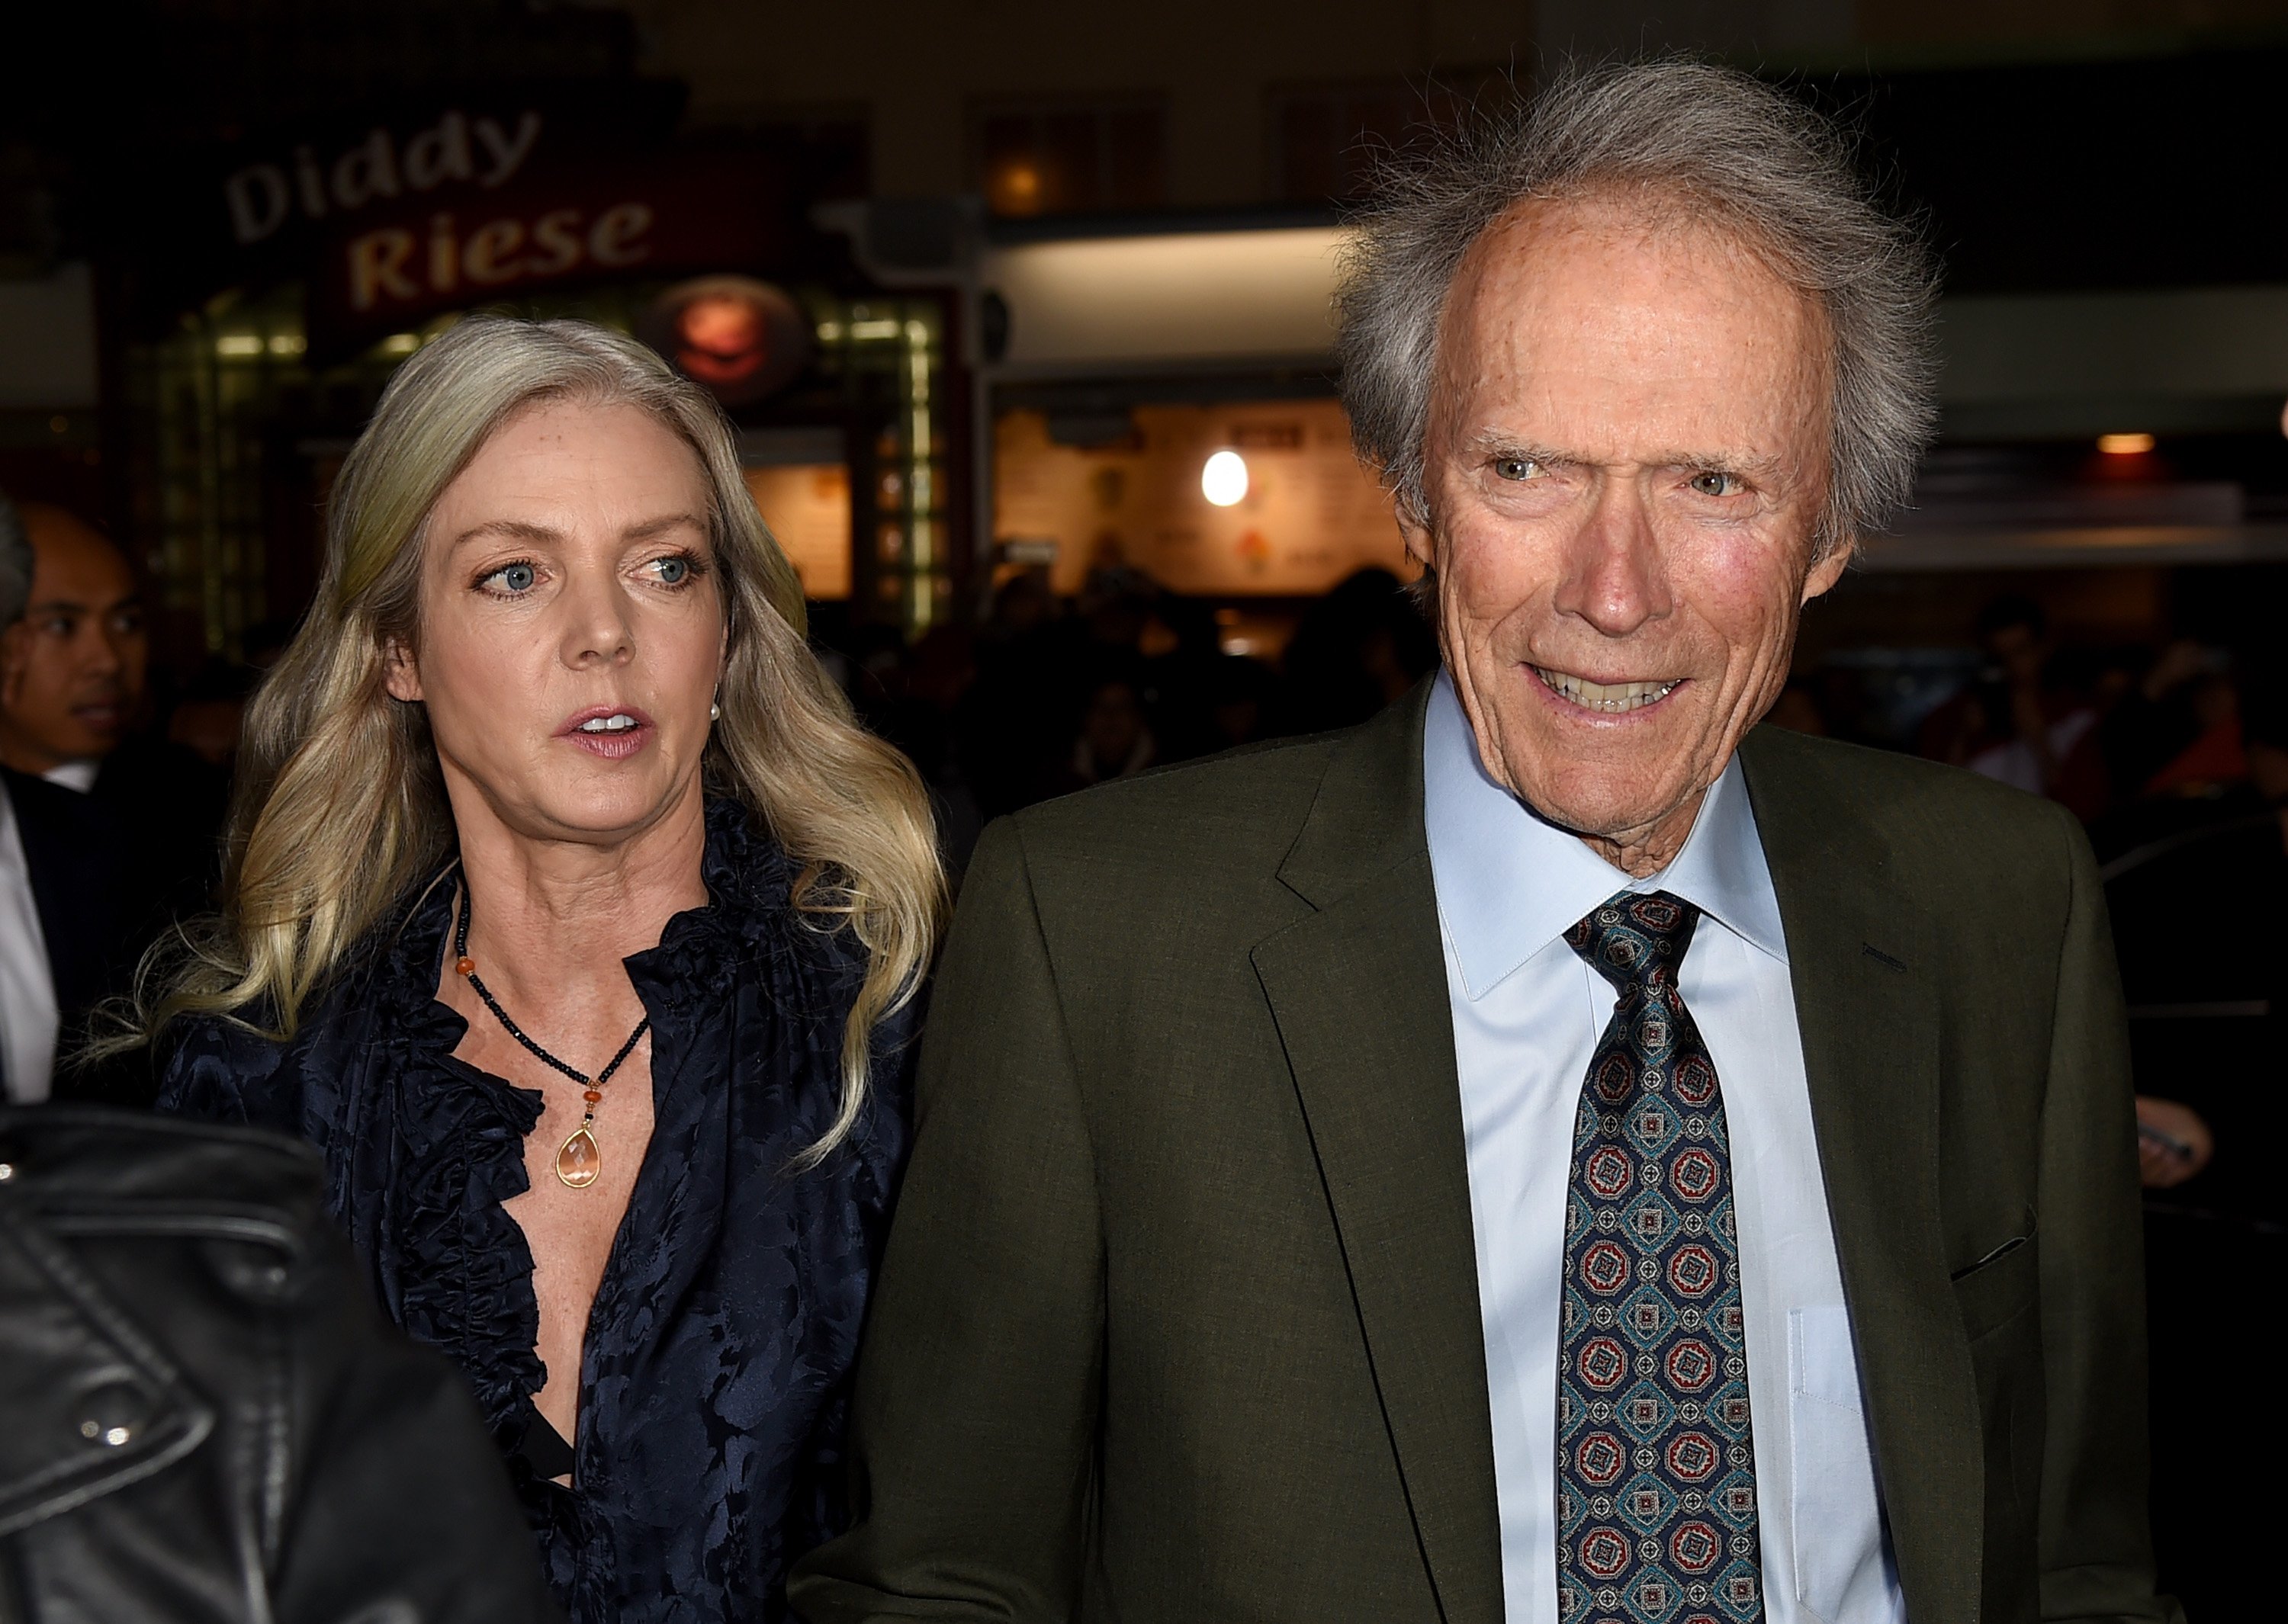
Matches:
[204,1238,300,1301]
[76,1381,151,1448]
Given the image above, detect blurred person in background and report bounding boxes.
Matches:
[960,568,1077,819]
[1907,597,2222,1192]
[1267,564,1438,736]
[1923,594,2106,819]
[1199,647,1277,753]
[0,494,142,1103]
[1133,594,1240,764]
[976,564,1057,648]
[2112,649,2288,1202]
[1763,676,1827,736]
[143,317,943,1622]
[0,500,148,792]
[1148,600,1280,763]
[0,496,227,938]
[2094,638,2245,821]
[2132,1096,2212,1188]
[853,623,984,878]
[1058,666,1155,791]
[2247,655,2288,853]
[166,654,263,769]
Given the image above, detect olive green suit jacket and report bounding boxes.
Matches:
[792,684,2177,1624]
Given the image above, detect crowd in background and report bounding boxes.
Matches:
[819,562,1439,878]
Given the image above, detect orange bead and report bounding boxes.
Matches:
[455,957,474,977]
[583,1090,603,1104]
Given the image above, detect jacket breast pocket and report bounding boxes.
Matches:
[1788,1306,1901,1624]
[1951,1231,2045,1524]
[1950,1229,2038,1345]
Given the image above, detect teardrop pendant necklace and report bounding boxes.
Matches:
[454,886,650,1189]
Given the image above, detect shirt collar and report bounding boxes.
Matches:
[1422,670,1789,1001]
[42,759,98,794]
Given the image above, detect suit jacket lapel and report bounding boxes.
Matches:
[1251,687,1505,1624]
[1738,728,1984,1624]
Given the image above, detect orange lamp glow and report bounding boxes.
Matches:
[2097,432,2155,456]
[991,162,1043,215]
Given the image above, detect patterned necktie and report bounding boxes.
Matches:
[1557,891,1763,1624]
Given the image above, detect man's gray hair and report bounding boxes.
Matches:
[0,492,34,626]
[1335,57,1940,557]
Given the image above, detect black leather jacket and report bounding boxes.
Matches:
[0,1106,561,1623]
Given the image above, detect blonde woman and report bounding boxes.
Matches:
[149,316,942,1623]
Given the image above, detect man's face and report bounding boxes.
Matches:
[0,509,149,772]
[1984,622,2046,688]
[1404,197,1847,873]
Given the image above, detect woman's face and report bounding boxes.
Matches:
[384,398,727,848]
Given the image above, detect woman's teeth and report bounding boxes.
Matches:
[578,714,638,733]
[1534,669,1681,713]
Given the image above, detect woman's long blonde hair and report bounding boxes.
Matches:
[141,315,944,1163]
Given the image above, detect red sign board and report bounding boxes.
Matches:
[305,152,788,358]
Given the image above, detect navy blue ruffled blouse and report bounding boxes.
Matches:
[155,799,911,1622]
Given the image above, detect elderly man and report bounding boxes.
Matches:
[792,61,2173,1624]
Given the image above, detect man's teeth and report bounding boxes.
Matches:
[578,714,638,733]
[1534,669,1680,714]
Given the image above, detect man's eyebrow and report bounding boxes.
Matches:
[1459,431,1788,480]
[26,597,93,615]
[1461,431,1575,466]
[1640,449,1790,480]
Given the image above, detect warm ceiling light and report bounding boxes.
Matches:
[2097,432,2155,455]
[1201,449,1249,506]
[991,162,1042,215]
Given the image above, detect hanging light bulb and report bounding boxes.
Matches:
[1202,449,1249,506]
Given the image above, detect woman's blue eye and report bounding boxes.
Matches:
[653,556,689,586]
[487,562,536,592]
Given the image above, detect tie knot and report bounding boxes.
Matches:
[1565,890,1700,994]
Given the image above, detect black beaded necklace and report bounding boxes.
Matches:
[453,885,649,1189]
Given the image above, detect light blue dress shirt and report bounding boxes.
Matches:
[1422,675,1906,1624]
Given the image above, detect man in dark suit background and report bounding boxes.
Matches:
[0,493,169,1102]
[793,61,2175,1624]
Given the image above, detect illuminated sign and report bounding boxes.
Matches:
[117,85,689,334]
[306,156,787,358]
[345,203,656,311]
[223,112,546,246]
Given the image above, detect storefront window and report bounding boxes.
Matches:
[815,297,949,631]
[992,397,1409,599]
[124,282,953,654]
[125,286,427,659]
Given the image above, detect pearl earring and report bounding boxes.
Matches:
[709,700,721,721]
